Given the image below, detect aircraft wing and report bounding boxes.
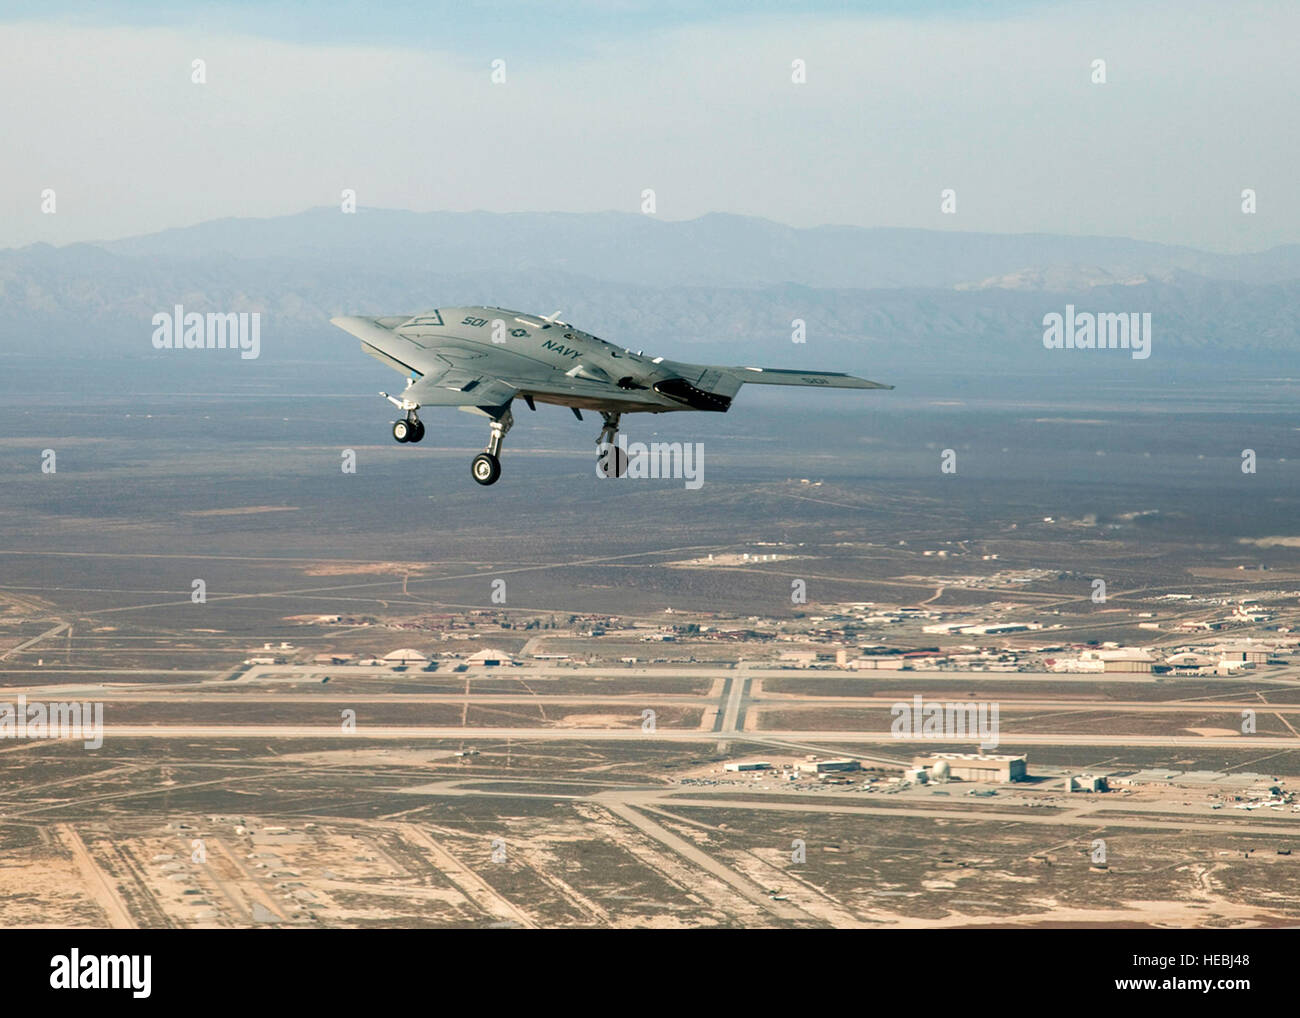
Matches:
[331,315,517,408]
[721,367,893,390]
[332,315,425,375]
[402,370,518,408]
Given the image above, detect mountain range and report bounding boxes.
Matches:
[2,208,1298,377]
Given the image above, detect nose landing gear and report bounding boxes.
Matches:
[392,416,425,443]
[382,387,425,443]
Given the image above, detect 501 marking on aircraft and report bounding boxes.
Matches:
[331,306,892,486]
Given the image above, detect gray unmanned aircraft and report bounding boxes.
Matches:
[330,307,892,485]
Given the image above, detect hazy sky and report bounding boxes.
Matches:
[2,1,1296,251]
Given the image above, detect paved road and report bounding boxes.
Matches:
[13,691,713,706]
[68,725,1300,749]
[0,622,69,662]
[598,797,805,920]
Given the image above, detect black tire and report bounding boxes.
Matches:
[408,420,425,443]
[392,419,411,443]
[471,452,501,486]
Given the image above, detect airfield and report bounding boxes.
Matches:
[5,373,1300,927]
[6,644,1300,928]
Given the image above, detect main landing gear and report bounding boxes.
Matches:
[595,411,627,478]
[470,406,513,486]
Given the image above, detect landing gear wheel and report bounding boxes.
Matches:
[408,420,425,443]
[597,445,628,478]
[392,419,412,443]
[471,452,501,486]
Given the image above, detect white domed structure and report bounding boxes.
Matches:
[931,759,951,781]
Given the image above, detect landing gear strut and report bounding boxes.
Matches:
[471,406,513,486]
[595,411,627,478]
